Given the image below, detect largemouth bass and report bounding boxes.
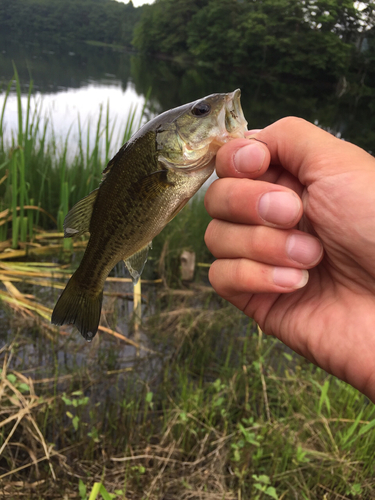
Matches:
[51,89,248,340]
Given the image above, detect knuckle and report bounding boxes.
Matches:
[277,116,306,129]
[226,181,246,218]
[204,221,215,250]
[248,226,268,256]
[208,260,220,289]
[204,185,214,214]
[232,259,248,289]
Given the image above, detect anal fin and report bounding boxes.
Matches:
[124,242,152,284]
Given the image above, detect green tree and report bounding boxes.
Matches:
[133,0,360,81]
[0,0,142,47]
[187,0,245,68]
[133,0,208,55]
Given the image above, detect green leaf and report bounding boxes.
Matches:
[214,396,224,407]
[232,448,241,462]
[318,380,330,415]
[62,394,73,406]
[88,482,101,500]
[358,418,375,437]
[6,373,17,384]
[254,483,266,493]
[340,409,363,448]
[253,474,270,484]
[265,486,279,500]
[283,352,293,362]
[239,424,260,446]
[79,479,87,500]
[179,412,188,422]
[0,159,11,171]
[18,382,30,393]
[72,416,80,430]
[99,484,114,500]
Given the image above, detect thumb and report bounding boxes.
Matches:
[255,117,373,185]
[215,117,373,185]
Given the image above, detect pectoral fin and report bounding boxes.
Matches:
[63,188,99,238]
[124,242,152,284]
[138,170,175,202]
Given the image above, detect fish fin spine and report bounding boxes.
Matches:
[63,188,99,238]
[51,272,103,341]
[124,241,152,284]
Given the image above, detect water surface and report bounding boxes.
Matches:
[1,40,374,153]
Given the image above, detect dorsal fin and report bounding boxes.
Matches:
[124,242,152,284]
[101,144,127,181]
[63,188,99,238]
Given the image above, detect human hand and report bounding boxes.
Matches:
[205,117,375,401]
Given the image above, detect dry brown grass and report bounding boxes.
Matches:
[0,344,57,485]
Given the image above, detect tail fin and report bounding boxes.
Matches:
[51,272,103,341]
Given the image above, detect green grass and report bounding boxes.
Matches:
[1,290,374,499]
[0,69,145,248]
[1,67,375,500]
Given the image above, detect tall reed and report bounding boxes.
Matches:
[0,68,146,247]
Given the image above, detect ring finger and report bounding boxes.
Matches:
[205,220,323,268]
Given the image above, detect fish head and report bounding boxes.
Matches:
[155,89,248,170]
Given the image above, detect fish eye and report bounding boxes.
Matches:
[191,101,211,117]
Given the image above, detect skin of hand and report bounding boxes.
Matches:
[204,117,375,402]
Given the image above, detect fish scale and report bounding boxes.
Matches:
[52,90,248,340]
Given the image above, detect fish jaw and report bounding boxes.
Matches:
[158,89,248,172]
[180,90,248,170]
[212,89,248,147]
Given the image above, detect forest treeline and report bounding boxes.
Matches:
[1,0,375,85]
[0,0,142,47]
[134,0,375,84]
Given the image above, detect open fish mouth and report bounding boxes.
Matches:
[224,89,248,137]
[211,89,247,149]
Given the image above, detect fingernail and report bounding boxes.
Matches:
[273,267,309,289]
[286,234,323,265]
[233,143,266,173]
[258,192,300,225]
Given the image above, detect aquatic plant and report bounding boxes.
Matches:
[0,69,146,249]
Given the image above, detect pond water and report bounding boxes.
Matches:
[0,42,147,157]
[1,39,374,154]
[0,39,374,377]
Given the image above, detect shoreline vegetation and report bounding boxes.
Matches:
[1,0,374,89]
[0,67,146,251]
[0,71,375,500]
[1,1,375,498]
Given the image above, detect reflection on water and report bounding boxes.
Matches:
[0,272,157,398]
[0,41,149,156]
[1,40,375,155]
[2,80,145,158]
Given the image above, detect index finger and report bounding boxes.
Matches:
[217,117,372,186]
